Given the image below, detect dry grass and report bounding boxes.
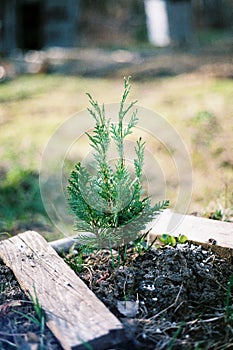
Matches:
[0,72,232,237]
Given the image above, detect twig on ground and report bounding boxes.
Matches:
[150,284,183,321]
[0,337,18,347]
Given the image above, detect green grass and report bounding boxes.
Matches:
[225,274,233,323]
[0,167,46,230]
[14,287,45,350]
[0,74,58,103]
[0,74,232,238]
[195,29,233,46]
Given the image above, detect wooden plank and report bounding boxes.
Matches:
[50,210,233,254]
[150,209,233,249]
[0,231,125,350]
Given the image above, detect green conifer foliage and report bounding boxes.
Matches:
[67,77,169,249]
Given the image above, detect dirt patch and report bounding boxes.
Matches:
[76,243,233,349]
[0,242,232,349]
[0,260,62,350]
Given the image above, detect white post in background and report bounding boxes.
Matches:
[144,0,170,47]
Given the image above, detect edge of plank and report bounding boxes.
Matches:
[0,231,126,350]
[150,209,233,249]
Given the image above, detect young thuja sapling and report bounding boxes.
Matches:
[67,77,169,260]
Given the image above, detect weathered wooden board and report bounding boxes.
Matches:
[0,231,125,350]
[150,209,233,249]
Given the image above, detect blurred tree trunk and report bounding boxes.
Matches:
[204,0,225,28]
[192,0,232,29]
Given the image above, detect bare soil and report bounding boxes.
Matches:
[0,261,62,350]
[76,243,233,350]
[0,242,232,350]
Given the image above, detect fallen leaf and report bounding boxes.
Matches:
[0,300,21,315]
[117,300,139,317]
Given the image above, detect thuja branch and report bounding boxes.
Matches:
[111,77,138,168]
[67,77,169,251]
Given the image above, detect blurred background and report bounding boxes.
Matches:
[0,0,232,240]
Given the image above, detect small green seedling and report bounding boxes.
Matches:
[30,287,44,324]
[65,245,93,273]
[167,322,184,350]
[15,287,45,350]
[225,274,233,323]
[133,230,157,254]
[178,234,188,244]
[159,234,188,247]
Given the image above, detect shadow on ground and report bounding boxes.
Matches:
[0,167,52,237]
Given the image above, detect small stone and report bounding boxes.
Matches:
[26,331,39,343]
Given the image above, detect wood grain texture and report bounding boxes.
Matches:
[150,209,233,249]
[0,231,125,350]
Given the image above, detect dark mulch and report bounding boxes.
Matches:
[0,261,63,350]
[76,243,233,350]
[0,242,233,350]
